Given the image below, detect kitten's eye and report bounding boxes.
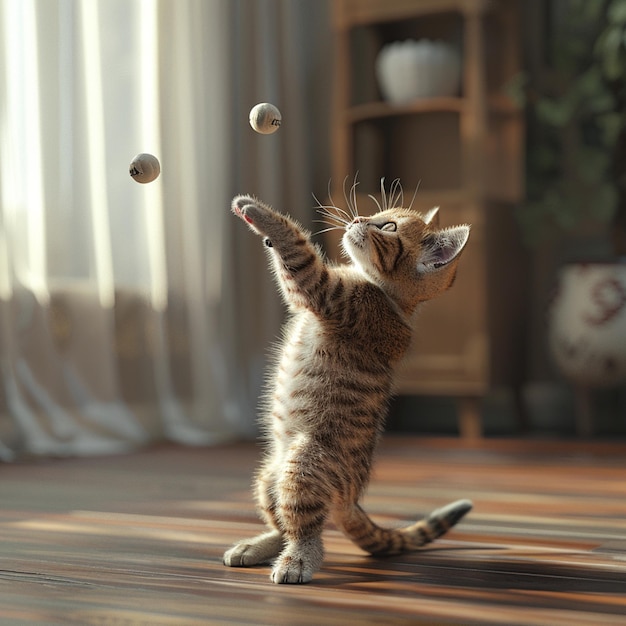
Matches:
[381,222,397,232]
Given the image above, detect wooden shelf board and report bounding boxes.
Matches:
[488,93,522,115]
[334,0,490,28]
[346,98,465,123]
[395,378,488,396]
[346,94,520,125]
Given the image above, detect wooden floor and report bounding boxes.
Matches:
[1,436,626,625]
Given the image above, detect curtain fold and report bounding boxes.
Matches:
[0,0,332,459]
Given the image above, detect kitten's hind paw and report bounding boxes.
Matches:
[223,530,284,567]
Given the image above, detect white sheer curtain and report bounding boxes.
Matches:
[0,0,332,459]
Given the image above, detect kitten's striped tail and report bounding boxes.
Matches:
[337,499,472,555]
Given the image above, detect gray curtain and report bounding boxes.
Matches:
[0,0,332,459]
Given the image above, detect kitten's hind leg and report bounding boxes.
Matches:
[223,465,285,568]
[223,530,284,567]
[270,444,330,584]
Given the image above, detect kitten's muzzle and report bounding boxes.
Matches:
[345,222,367,247]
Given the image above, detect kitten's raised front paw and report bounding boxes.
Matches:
[231,195,280,244]
[223,531,283,567]
[231,195,270,231]
[232,195,257,223]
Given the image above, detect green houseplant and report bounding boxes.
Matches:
[517,0,626,252]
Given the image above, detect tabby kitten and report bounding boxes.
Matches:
[224,187,472,584]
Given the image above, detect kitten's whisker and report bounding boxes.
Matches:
[316,216,347,229]
[326,181,341,222]
[388,178,396,206]
[313,225,345,236]
[342,175,353,218]
[315,205,351,225]
[313,196,352,226]
[408,180,421,210]
[380,177,387,211]
[368,194,383,213]
[349,174,360,219]
[313,216,346,229]
[315,208,342,219]
[326,206,352,223]
[312,191,326,211]
[390,178,403,208]
[399,184,404,208]
[326,179,334,209]
[312,216,341,224]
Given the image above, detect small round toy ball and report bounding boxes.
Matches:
[129,153,161,184]
[249,102,282,134]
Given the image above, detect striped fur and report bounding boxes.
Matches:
[224,194,471,584]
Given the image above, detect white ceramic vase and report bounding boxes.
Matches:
[375,39,461,104]
[548,261,626,388]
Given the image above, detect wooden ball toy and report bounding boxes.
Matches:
[129,153,161,184]
[249,102,282,134]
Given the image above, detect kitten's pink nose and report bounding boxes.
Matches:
[351,216,367,224]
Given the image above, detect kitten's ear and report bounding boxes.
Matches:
[422,206,440,226]
[417,225,470,272]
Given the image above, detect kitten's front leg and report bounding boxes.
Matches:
[232,195,330,312]
[271,536,324,584]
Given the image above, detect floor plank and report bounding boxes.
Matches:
[1,437,626,625]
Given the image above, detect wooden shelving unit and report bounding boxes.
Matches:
[330,0,527,438]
